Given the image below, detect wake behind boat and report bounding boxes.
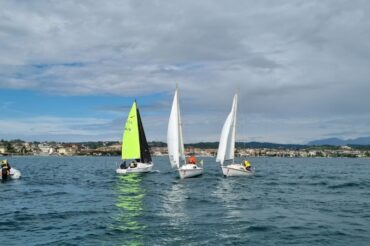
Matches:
[216,94,254,177]
[167,86,203,179]
[116,101,153,174]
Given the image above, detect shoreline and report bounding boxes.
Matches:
[3,154,370,159]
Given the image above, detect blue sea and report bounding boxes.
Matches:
[1,156,370,245]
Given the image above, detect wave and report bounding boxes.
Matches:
[308,181,329,186]
[328,181,368,189]
[247,225,274,232]
[42,191,69,197]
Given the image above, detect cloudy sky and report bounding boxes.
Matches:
[1,0,370,143]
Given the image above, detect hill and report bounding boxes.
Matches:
[182,141,306,149]
[308,137,370,146]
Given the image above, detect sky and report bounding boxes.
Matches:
[1,0,370,144]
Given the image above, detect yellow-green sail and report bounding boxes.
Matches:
[121,102,141,160]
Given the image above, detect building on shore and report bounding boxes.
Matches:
[0,145,8,155]
[57,146,78,156]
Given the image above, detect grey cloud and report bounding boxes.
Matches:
[1,0,370,142]
[95,100,170,113]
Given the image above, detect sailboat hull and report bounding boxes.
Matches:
[0,168,21,180]
[116,162,153,174]
[221,164,253,177]
[178,164,203,179]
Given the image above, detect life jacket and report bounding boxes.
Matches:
[1,165,9,178]
[244,161,251,168]
[129,162,137,168]
[188,156,197,164]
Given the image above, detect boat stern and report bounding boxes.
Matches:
[178,164,203,179]
[222,164,253,177]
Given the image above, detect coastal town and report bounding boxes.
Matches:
[1,140,369,158]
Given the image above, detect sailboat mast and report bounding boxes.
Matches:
[232,93,238,164]
[176,86,186,166]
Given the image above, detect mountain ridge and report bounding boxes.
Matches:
[308,137,370,146]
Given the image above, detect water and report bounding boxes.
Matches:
[1,156,370,245]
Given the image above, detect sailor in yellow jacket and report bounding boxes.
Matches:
[243,160,251,171]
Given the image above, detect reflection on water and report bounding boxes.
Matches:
[162,182,188,227]
[115,174,146,246]
[211,177,252,242]
[213,177,245,217]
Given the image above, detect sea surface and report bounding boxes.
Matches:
[1,156,370,245]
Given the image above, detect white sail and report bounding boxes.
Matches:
[216,94,238,165]
[167,88,185,168]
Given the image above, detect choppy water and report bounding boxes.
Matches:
[1,156,370,245]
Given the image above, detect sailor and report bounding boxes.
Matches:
[1,160,11,180]
[188,156,197,165]
[130,160,137,168]
[120,161,127,169]
[243,160,251,171]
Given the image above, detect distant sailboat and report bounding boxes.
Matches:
[216,94,254,177]
[167,87,203,179]
[116,101,153,174]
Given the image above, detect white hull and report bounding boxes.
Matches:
[178,164,203,179]
[0,168,21,180]
[116,162,153,174]
[221,164,253,177]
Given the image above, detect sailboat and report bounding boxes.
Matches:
[116,101,153,174]
[0,160,21,181]
[216,94,254,177]
[167,87,203,179]
[0,169,21,180]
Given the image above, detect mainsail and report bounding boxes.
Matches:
[137,106,152,163]
[216,94,238,165]
[121,101,152,163]
[167,88,185,168]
